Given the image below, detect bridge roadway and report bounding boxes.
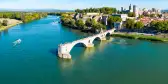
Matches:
[58,29,115,59]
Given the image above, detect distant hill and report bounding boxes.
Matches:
[162,9,168,13]
[0,9,74,12]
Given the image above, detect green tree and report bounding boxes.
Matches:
[91,19,97,26]
[0,13,3,18]
[139,15,144,18]
[108,16,122,27]
[125,19,135,29]
[85,18,92,27]
[75,7,117,14]
[150,21,157,29]
[69,19,76,27]
[2,20,8,26]
[76,19,85,29]
[92,22,106,30]
[156,22,164,31]
[128,12,135,17]
[134,21,144,29]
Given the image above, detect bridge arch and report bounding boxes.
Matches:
[106,32,111,37]
[69,42,87,53]
[91,36,101,44]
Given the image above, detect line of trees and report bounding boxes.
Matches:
[75,7,117,14]
[48,12,62,16]
[0,12,47,23]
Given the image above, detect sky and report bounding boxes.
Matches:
[0,0,167,10]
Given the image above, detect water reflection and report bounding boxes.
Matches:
[58,58,74,71]
[0,32,1,39]
[0,29,9,39]
[83,47,96,58]
[3,29,9,36]
[97,37,114,52]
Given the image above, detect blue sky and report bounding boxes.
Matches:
[0,0,167,10]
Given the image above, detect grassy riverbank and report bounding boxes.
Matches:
[111,32,168,42]
[0,19,22,32]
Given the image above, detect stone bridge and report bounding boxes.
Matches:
[58,29,115,59]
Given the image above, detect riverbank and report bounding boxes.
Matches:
[111,32,168,42]
[0,18,22,32]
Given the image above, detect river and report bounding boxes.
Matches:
[0,16,168,84]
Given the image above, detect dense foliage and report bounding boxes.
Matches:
[48,12,62,16]
[75,7,117,14]
[61,13,106,33]
[128,12,135,17]
[0,20,9,27]
[107,16,122,27]
[125,19,144,29]
[0,12,47,23]
[75,19,85,29]
[150,21,168,32]
[2,20,8,26]
[48,12,75,16]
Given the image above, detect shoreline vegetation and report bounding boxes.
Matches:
[112,32,168,42]
[0,19,22,32]
[0,12,47,32]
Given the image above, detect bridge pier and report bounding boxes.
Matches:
[86,43,94,48]
[58,53,71,59]
[100,37,106,41]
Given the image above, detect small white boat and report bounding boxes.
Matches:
[51,20,60,25]
[13,39,22,46]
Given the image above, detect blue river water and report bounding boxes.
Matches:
[0,16,168,84]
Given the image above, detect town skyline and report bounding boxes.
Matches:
[0,0,168,10]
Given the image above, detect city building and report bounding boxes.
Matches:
[133,5,139,18]
[129,4,133,12]
[121,7,124,12]
[121,4,134,13]
[121,4,140,18]
[102,15,109,25]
